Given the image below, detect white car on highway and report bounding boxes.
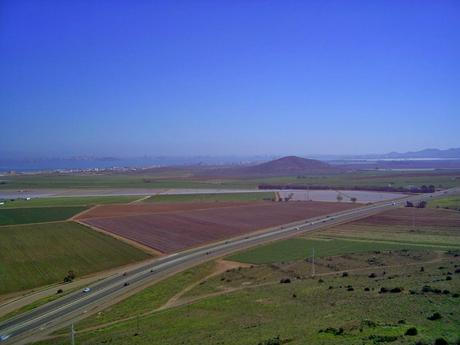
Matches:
[0,335,10,342]
[82,287,91,293]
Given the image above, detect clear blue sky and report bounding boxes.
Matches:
[1,0,459,157]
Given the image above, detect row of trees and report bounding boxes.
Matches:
[259,184,436,194]
[406,201,427,208]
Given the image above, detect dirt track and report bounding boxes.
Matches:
[79,201,358,253]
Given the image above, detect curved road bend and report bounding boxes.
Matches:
[0,188,458,344]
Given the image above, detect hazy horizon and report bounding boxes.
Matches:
[1,1,459,157]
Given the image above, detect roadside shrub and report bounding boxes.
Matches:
[442,289,450,295]
[279,278,291,284]
[258,336,281,345]
[405,327,418,336]
[56,289,63,294]
[452,293,459,298]
[364,287,370,291]
[446,276,452,281]
[434,338,448,345]
[347,286,354,291]
[342,272,348,277]
[420,266,425,272]
[390,287,403,293]
[319,327,344,335]
[368,334,398,342]
[422,286,442,294]
[427,312,442,321]
[369,273,377,278]
[361,319,377,327]
[318,279,324,283]
[379,287,389,293]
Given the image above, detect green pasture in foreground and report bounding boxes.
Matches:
[0,222,151,294]
[0,206,87,226]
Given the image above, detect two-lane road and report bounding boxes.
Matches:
[1,188,458,344]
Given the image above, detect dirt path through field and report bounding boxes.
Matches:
[158,260,249,310]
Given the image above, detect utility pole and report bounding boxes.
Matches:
[70,323,75,345]
[312,248,315,277]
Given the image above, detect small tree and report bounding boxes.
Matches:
[336,194,343,202]
[350,197,357,203]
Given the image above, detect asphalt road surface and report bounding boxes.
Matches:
[0,188,458,344]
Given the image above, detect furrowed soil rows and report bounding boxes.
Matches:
[79,201,358,253]
[355,207,460,227]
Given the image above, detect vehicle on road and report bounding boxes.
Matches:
[82,287,91,293]
[0,335,10,342]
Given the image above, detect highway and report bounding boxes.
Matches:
[0,187,458,344]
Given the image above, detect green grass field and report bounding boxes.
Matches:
[429,196,460,211]
[0,222,151,294]
[0,195,142,208]
[0,206,87,226]
[145,192,275,203]
[1,170,459,190]
[227,238,456,264]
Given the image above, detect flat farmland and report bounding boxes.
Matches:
[315,207,460,247]
[78,201,358,253]
[0,206,87,226]
[76,202,260,219]
[353,207,460,227]
[0,222,151,295]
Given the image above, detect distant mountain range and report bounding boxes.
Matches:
[1,147,459,173]
[346,148,460,160]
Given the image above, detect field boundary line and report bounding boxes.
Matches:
[128,195,151,204]
[73,220,164,257]
[69,205,98,221]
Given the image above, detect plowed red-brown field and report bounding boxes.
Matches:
[78,201,357,253]
[76,202,255,219]
[355,207,460,227]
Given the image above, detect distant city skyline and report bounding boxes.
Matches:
[1,1,459,157]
